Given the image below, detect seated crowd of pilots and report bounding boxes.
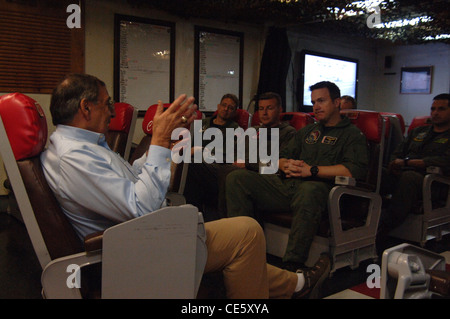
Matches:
[183,85,449,271]
[25,73,450,298]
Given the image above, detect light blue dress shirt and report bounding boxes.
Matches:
[41,125,171,239]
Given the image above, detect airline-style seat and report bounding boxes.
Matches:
[128,103,172,165]
[280,112,315,130]
[251,111,314,129]
[264,110,386,274]
[407,115,431,134]
[0,93,207,298]
[380,112,406,135]
[388,118,450,246]
[129,103,203,204]
[380,112,406,166]
[105,102,137,161]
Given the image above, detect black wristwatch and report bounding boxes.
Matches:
[310,166,319,177]
[404,157,410,167]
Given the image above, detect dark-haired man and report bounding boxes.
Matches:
[226,81,368,270]
[340,95,356,109]
[183,93,241,221]
[381,93,450,231]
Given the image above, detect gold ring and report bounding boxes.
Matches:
[181,115,188,123]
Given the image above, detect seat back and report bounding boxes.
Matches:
[380,112,405,135]
[250,110,260,126]
[280,112,315,130]
[251,111,314,129]
[341,109,386,193]
[0,93,83,268]
[129,103,203,195]
[408,115,432,134]
[131,103,203,162]
[213,108,251,129]
[141,103,173,136]
[129,103,181,164]
[381,114,405,166]
[105,102,137,160]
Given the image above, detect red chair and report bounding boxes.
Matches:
[380,112,405,135]
[380,112,406,166]
[408,115,431,134]
[141,103,203,135]
[131,103,203,163]
[341,109,386,192]
[142,103,172,136]
[389,114,450,246]
[106,102,137,160]
[264,110,386,274]
[251,111,314,130]
[130,103,203,202]
[213,108,251,129]
[280,112,315,130]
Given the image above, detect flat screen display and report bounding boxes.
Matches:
[299,51,358,109]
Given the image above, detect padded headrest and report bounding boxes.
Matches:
[408,115,431,134]
[341,110,383,143]
[108,102,135,133]
[281,112,314,130]
[142,103,202,135]
[251,111,260,126]
[213,109,250,129]
[380,112,406,134]
[0,93,47,160]
[251,111,314,130]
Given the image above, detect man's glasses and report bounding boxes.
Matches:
[106,98,115,111]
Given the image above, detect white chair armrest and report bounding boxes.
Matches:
[41,251,102,299]
[335,176,356,186]
[42,205,207,299]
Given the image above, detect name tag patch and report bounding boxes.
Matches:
[434,138,448,144]
[322,136,338,145]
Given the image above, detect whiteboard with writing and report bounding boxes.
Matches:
[115,15,174,113]
[195,27,243,112]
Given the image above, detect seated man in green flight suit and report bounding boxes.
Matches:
[380,93,450,233]
[226,81,369,270]
[183,93,241,221]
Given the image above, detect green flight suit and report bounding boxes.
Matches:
[226,116,369,264]
[185,120,296,221]
[184,115,240,221]
[382,125,450,228]
[242,122,297,172]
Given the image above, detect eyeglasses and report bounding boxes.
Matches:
[94,98,115,111]
[106,98,115,111]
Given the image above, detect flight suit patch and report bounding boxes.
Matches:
[322,136,338,145]
[413,132,427,142]
[305,130,321,144]
[434,138,448,144]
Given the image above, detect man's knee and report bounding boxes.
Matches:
[226,169,254,189]
[229,216,265,244]
[291,182,329,211]
[398,170,424,185]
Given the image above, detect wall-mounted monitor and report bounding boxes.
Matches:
[298,50,358,111]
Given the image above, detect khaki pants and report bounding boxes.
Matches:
[204,216,297,299]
